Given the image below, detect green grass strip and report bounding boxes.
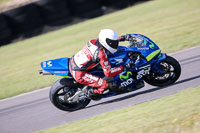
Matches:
[38,86,200,133]
[0,0,200,99]
[0,0,12,5]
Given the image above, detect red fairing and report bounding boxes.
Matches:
[98,48,123,77]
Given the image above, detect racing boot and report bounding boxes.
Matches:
[93,88,109,95]
[87,88,102,101]
[108,82,120,92]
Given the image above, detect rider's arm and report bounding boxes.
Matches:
[119,35,126,41]
[98,48,123,77]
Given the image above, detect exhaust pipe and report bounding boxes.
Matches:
[38,70,54,75]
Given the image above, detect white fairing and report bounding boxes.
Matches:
[98,29,119,54]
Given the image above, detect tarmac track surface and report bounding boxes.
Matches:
[0,46,200,133]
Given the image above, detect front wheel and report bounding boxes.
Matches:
[49,78,91,112]
[144,56,181,87]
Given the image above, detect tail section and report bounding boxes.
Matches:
[40,57,71,77]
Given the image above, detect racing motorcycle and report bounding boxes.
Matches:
[39,34,181,112]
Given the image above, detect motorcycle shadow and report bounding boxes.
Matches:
[86,75,200,109]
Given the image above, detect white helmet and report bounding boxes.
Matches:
[98,29,119,54]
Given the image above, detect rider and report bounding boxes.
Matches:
[69,29,131,95]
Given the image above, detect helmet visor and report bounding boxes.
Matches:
[106,38,119,49]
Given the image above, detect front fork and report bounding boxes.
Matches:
[151,53,167,76]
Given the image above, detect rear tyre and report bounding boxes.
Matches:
[144,56,181,87]
[49,78,91,111]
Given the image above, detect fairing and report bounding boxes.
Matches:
[41,57,71,76]
[40,34,167,90]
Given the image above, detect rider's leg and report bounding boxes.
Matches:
[70,70,108,94]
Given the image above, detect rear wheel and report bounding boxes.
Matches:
[49,78,91,112]
[144,56,181,87]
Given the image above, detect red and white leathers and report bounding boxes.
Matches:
[69,39,123,94]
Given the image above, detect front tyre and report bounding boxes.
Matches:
[144,56,181,87]
[49,78,91,112]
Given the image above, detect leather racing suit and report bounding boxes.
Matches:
[69,38,124,94]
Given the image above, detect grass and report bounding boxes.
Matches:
[0,0,12,5]
[0,0,200,99]
[37,86,200,133]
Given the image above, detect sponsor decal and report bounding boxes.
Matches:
[120,72,134,87]
[121,78,134,87]
[47,61,52,67]
[43,62,46,68]
[111,67,121,73]
[136,65,151,80]
[54,71,66,73]
[149,43,155,49]
[137,47,149,50]
[82,46,92,56]
[120,71,132,81]
[115,59,123,65]
[83,73,99,83]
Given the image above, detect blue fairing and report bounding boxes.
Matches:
[41,57,71,76]
[109,34,160,61]
[40,34,167,91]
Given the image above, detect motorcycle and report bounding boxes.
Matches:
[39,34,181,112]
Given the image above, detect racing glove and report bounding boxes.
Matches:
[120,34,133,41]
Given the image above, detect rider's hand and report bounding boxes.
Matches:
[120,34,132,41]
